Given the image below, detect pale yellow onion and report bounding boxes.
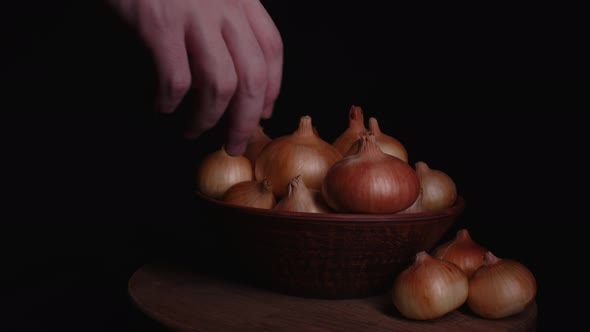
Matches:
[222,179,276,209]
[399,192,424,214]
[332,105,368,156]
[392,251,469,320]
[255,115,342,198]
[431,229,488,277]
[273,175,331,213]
[196,146,253,200]
[322,134,419,213]
[415,161,457,211]
[368,117,408,162]
[467,251,537,319]
[243,125,272,166]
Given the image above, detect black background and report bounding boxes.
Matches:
[3,1,588,331]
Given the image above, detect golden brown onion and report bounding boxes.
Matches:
[196,146,253,200]
[332,105,368,156]
[392,251,469,320]
[431,229,488,277]
[243,125,272,166]
[467,251,537,319]
[415,161,457,211]
[367,117,408,162]
[255,115,342,198]
[222,179,276,209]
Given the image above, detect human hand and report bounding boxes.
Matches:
[107,0,283,155]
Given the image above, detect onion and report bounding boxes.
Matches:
[392,251,469,320]
[273,175,331,213]
[255,115,342,197]
[196,146,253,200]
[431,229,488,277]
[322,134,420,213]
[243,125,272,166]
[332,105,368,156]
[415,161,457,211]
[467,251,537,319]
[366,117,408,162]
[222,179,276,209]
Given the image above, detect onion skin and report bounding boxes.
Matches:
[322,134,419,213]
[222,179,276,209]
[367,117,408,162]
[392,251,469,320]
[255,115,342,198]
[415,161,457,211]
[467,252,537,319]
[332,105,368,156]
[196,146,253,200]
[273,175,331,213]
[431,229,488,277]
[243,125,272,166]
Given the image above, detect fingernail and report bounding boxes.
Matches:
[225,140,248,156]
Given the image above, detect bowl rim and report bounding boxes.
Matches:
[196,191,465,224]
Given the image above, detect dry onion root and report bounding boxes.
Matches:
[273,175,331,213]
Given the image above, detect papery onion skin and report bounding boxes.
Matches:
[467,251,537,319]
[244,125,272,166]
[392,251,469,320]
[332,105,368,156]
[273,175,331,213]
[399,192,425,214]
[368,117,409,162]
[322,134,419,213]
[197,146,253,200]
[432,229,488,277]
[415,161,457,211]
[255,115,342,198]
[222,179,276,209]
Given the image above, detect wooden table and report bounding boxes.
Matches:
[128,263,537,332]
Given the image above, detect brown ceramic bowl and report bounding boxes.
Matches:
[196,191,465,299]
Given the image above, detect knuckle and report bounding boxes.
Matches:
[211,70,238,102]
[267,35,284,60]
[241,63,268,98]
[166,73,191,100]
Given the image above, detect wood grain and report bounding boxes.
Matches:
[128,262,537,332]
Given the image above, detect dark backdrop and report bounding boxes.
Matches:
[3,1,588,331]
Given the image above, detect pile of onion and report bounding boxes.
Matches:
[195,106,458,216]
[393,245,537,320]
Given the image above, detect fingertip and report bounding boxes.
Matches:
[225,140,248,157]
[156,98,180,115]
[261,103,274,119]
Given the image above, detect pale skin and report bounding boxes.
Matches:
[107,0,284,156]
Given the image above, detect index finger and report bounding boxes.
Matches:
[222,10,268,156]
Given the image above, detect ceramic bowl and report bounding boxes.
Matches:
[196,192,465,299]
